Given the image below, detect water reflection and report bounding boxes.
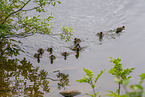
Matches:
[75,51,79,59]
[0,37,70,96]
[55,70,69,90]
[0,37,23,57]
[0,56,50,96]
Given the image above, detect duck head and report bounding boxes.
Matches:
[47,48,53,54]
[37,48,44,55]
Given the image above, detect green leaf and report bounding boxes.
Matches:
[94,69,105,83]
[85,93,95,97]
[113,77,121,83]
[130,85,143,91]
[91,85,95,88]
[83,68,93,76]
[76,76,90,83]
[139,73,145,83]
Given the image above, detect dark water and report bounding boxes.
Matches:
[1,0,145,97]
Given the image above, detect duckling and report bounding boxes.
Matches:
[61,52,69,57]
[34,53,42,58]
[116,26,125,33]
[47,48,53,54]
[49,55,56,64]
[37,48,44,55]
[73,44,82,51]
[49,55,56,60]
[74,38,81,45]
[97,32,104,37]
[97,32,104,41]
[61,52,69,60]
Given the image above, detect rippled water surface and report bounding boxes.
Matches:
[11,0,145,96]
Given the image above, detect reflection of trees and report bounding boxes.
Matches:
[0,37,50,96]
[56,71,69,90]
[0,37,70,96]
[0,56,50,96]
[0,37,23,57]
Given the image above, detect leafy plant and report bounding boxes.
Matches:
[76,68,105,97]
[60,26,73,42]
[0,0,61,37]
[108,57,135,95]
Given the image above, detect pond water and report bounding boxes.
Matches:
[2,0,145,97]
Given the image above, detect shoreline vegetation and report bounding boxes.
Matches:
[76,57,145,97]
[1,0,145,97]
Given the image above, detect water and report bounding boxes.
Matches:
[2,0,145,97]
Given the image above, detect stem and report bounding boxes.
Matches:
[118,82,121,95]
[2,0,31,25]
[90,79,96,96]
[22,6,39,11]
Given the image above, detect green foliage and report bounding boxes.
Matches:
[106,91,127,97]
[76,57,145,97]
[139,73,145,84]
[17,15,53,34]
[106,57,145,97]
[109,57,134,95]
[60,26,73,42]
[76,68,105,97]
[0,0,61,37]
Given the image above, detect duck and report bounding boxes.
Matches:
[34,53,42,58]
[97,32,104,37]
[97,32,104,41]
[47,48,53,54]
[72,44,82,52]
[74,38,81,45]
[49,55,56,60]
[116,26,125,33]
[49,55,56,64]
[61,52,69,57]
[37,48,44,55]
[61,52,69,60]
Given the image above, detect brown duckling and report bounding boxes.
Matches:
[74,38,81,45]
[116,26,125,33]
[34,53,42,58]
[61,52,69,60]
[97,32,104,41]
[49,55,56,60]
[61,52,69,57]
[47,48,53,54]
[97,32,104,37]
[37,48,44,55]
[72,44,82,52]
[49,55,56,64]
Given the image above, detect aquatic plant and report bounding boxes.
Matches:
[76,68,105,97]
[60,26,73,42]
